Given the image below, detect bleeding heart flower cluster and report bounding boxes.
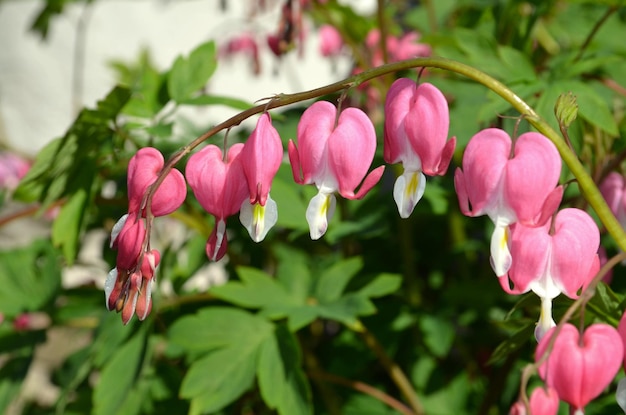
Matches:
[107,78,457,323]
[454,128,603,341]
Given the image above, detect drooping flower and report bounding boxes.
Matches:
[600,171,626,228]
[288,101,385,239]
[106,147,186,324]
[384,79,456,218]
[536,323,622,414]
[186,144,248,261]
[454,129,563,276]
[319,24,343,57]
[0,152,30,191]
[500,208,600,340]
[509,386,559,415]
[239,113,283,242]
[220,33,261,75]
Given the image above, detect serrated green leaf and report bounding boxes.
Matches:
[274,326,311,415]
[357,273,402,298]
[318,294,376,327]
[257,334,286,409]
[93,327,147,415]
[182,346,257,413]
[168,41,217,103]
[178,308,273,415]
[0,356,31,414]
[0,240,61,317]
[168,307,267,352]
[274,244,312,302]
[497,46,537,83]
[52,188,89,264]
[315,257,363,303]
[420,315,456,358]
[211,266,298,309]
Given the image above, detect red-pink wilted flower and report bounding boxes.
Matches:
[288,101,385,239]
[106,147,186,324]
[365,29,431,66]
[186,144,248,261]
[384,79,456,218]
[600,172,626,228]
[454,129,563,277]
[220,33,261,75]
[500,208,599,340]
[239,114,283,242]
[536,323,622,414]
[0,151,30,191]
[509,386,559,415]
[319,24,343,57]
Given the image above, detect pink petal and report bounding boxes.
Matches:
[536,324,623,410]
[550,208,600,298]
[502,222,551,294]
[288,139,305,184]
[384,78,416,164]
[505,132,562,226]
[295,101,335,184]
[456,128,511,217]
[353,166,385,200]
[206,219,229,261]
[115,215,146,270]
[600,172,624,215]
[404,83,453,176]
[240,113,283,206]
[186,144,248,219]
[127,147,186,217]
[328,107,377,197]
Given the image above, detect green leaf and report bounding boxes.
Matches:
[488,323,535,365]
[497,45,537,83]
[257,333,286,409]
[318,294,377,327]
[420,315,456,358]
[0,356,31,414]
[168,41,217,103]
[183,346,257,414]
[274,244,312,302]
[315,257,363,303]
[0,240,61,317]
[52,187,89,264]
[174,307,274,415]
[93,327,147,415]
[357,273,402,298]
[273,326,312,415]
[168,307,265,352]
[211,266,298,309]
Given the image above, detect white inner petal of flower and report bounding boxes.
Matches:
[393,168,426,219]
[306,191,336,240]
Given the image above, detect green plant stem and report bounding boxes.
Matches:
[143,56,626,256]
[574,6,618,62]
[353,320,424,415]
[308,368,416,415]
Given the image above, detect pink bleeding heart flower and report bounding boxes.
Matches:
[106,147,186,324]
[454,129,563,277]
[238,114,283,242]
[319,24,343,57]
[500,208,599,340]
[509,386,560,415]
[127,147,187,217]
[0,151,30,191]
[186,144,248,261]
[536,323,623,414]
[600,172,626,228]
[384,79,456,218]
[288,101,385,239]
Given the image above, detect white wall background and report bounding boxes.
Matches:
[0,0,374,155]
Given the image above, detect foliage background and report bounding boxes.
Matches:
[1,0,626,414]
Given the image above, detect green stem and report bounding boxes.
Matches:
[353,320,424,415]
[144,56,626,254]
[574,6,618,62]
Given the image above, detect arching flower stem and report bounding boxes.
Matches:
[141,56,626,260]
